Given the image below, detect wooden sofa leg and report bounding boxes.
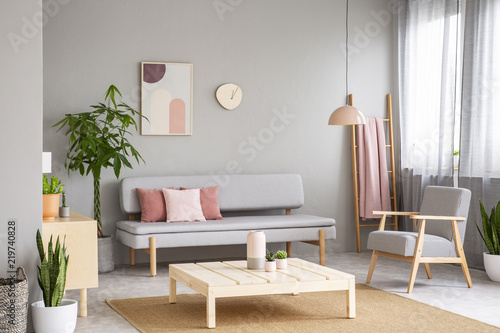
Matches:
[286,242,292,257]
[319,230,325,266]
[149,237,157,276]
[130,248,135,266]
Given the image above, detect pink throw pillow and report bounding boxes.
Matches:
[162,188,206,222]
[136,187,174,222]
[180,186,223,220]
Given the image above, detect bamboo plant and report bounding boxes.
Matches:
[477,200,500,255]
[36,229,69,307]
[54,85,147,237]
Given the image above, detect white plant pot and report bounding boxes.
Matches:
[276,258,287,269]
[31,299,78,333]
[265,261,276,272]
[484,252,500,282]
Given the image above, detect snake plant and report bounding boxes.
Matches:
[476,200,500,255]
[36,229,69,307]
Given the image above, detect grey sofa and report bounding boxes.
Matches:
[116,174,336,276]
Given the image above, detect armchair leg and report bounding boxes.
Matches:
[366,250,378,283]
[149,237,157,277]
[452,221,472,288]
[408,220,426,293]
[286,242,292,257]
[424,263,432,279]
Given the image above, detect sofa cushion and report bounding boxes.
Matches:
[162,188,206,222]
[116,214,335,235]
[136,187,175,222]
[180,186,223,220]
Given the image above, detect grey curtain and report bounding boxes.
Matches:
[398,0,459,230]
[459,0,500,269]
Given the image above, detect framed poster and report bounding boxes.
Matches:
[141,62,193,135]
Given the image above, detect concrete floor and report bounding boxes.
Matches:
[68,251,500,332]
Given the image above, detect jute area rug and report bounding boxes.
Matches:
[106,284,499,332]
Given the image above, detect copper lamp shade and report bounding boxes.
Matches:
[328,105,366,125]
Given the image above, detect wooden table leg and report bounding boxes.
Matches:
[207,289,216,328]
[169,276,177,304]
[80,288,87,317]
[346,279,355,318]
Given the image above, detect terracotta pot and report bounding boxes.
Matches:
[43,194,60,220]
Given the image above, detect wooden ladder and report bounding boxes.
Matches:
[350,93,398,253]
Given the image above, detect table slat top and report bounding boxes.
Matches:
[171,258,353,287]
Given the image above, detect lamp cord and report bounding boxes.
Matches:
[345,0,349,105]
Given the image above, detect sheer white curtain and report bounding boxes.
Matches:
[459,0,500,268]
[398,0,460,228]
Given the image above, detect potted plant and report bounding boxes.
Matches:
[276,250,288,269]
[59,191,70,217]
[265,250,276,272]
[31,230,77,333]
[476,200,500,282]
[54,85,147,272]
[43,175,64,220]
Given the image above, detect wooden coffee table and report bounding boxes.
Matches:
[169,258,355,328]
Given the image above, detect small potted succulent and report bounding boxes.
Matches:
[265,250,276,272]
[59,191,70,217]
[276,250,288,269]
[476,200,500,282]
[42,175,64,220]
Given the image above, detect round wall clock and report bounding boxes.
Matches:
[216,83,243,110]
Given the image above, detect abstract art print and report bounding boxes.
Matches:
[141,62,193,135]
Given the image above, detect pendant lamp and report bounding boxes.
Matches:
[328,0,366,125]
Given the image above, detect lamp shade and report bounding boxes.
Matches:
[42,152,52,173]
[328,105,366,125]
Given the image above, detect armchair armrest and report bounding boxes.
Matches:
[372,211,420,216]
[409,215,466,221]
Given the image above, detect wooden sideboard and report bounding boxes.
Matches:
[42,211,98,317]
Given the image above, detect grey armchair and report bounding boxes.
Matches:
[366,186,472,293]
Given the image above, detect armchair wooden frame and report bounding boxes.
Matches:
[366,210,473,293]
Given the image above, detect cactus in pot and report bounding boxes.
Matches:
[276,250,288,269]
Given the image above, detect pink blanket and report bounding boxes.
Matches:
[356,118,391,219]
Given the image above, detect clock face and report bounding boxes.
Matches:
[216,83,243,110]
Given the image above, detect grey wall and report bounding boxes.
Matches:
[43,0,396,264]
[0,0,43,329]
